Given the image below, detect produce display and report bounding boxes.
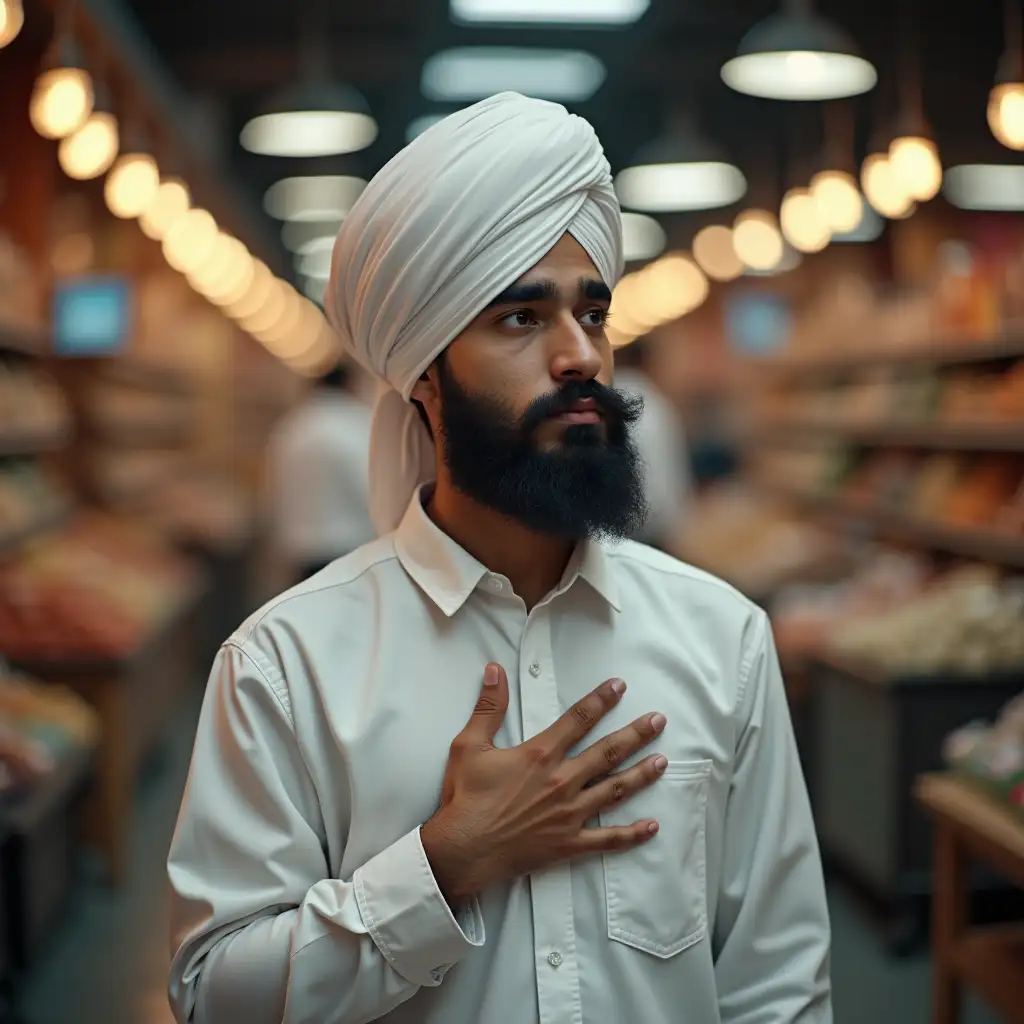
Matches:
[944,694,1024,818]
[775,563,1024,677]
[0,672,98,800]
[0,513,199,661]
[0,363,71,440]
[0,462,70,543]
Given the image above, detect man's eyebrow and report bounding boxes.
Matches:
[581,278,612,303]
[483,280,559,309]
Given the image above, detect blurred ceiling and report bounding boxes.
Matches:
[121,0,1012,264]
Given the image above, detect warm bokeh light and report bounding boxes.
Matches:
[226,260,275,320]
[187,232,238,291]
[988,83,1024,150]
[609,271,661,337]
[162,208,218,273]
[139,178,191,240]
[809,170,863,233]
[780,187,831,253]
[206,249,256,306]
[861,153,916,219]
[692,224,743,282]
[732,209,784,271]
[104,153,160,219]
[0,0,25,49]
[889,136,942,201]
[239,279,289,335]
[30,67,94,140]
[58,112,119,181]
[637,252,708,321]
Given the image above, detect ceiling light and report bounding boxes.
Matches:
[162,208,218,273]
[721,3,876,101]
[780,186,831,253]
[0,0,24,49]
[944,164,1024,210]
[609,272,661,336]
[888,135,942,201]
[809,169,862,233]
[861,153,915,219]
[301,277,326,303]
[616,162,747,213]
[989,83,1024,149]
[241,79,377,157]
[450,0,649,25]
[240,280,289,335]
[263,175,366,222]
[831,204,883,242]
[58,110,119,181]
[226,261,275,320]
[298,246,333,280]
[188,232,237,290]
[744,245,802,276]
[281,220,342,253]
[104,152,159,219]
[422,47,606,102]
[693,225,744,282]
[207,252,256,306]
[621,213,666,262]
[139,178,191,240]
[637,253,709,322]
[407,114,448,142]
[732,209,784,271]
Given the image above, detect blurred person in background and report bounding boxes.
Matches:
[265,361,375,585]
[168,93,831,1024]
[613,337,693,550]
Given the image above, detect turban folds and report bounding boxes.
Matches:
[325,92,624,535]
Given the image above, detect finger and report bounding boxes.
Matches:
[578,755,668,816]
[460,662,509,744]
[570,712,666,784]
[535,678,627,756]
[570,819,660,856]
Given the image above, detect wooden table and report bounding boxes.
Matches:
[915,774,1024,1024]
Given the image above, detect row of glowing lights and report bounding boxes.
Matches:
[608,138,944,348]
[9,26,337,376]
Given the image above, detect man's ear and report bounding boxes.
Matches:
[409,366,439,409]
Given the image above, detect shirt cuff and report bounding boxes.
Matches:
[354,826,485,988]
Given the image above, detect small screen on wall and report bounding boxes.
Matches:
[52,275,131,356]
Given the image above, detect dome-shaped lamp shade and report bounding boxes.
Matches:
[722,8,877,101]
[241,79,378,157]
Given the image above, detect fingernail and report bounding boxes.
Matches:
[484,664,500,687]
[650,713,666,732]
[647,821,660,835]
[610,678,626,695]
[654,755,668,773]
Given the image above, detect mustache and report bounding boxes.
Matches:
[520,379,645,434]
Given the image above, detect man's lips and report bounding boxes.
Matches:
[550,399,603,425]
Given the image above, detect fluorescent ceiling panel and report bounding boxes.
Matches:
[944,164,1024,211]
[241,111,377,157]
[422,48,606,102]
[621,212,666,262]
[451,0,649,25]
[616,162,747,213]
[721,51,877,101]
[264,176,366,222]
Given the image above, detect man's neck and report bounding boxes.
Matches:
[427,474,574,611]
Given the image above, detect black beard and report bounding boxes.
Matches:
[436,359,649,542]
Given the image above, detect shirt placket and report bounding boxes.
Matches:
[519,606,583,1024]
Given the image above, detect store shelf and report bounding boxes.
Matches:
[90,421,193,449]
[767,485,1024,567]
[756,332,1024,381]
[750,420,1024,452]
[0,428,71,458]
[0,504,71,557]
[95,360,197,397]
[0,322,48,358]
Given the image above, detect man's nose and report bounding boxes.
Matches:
[548,312,602,382]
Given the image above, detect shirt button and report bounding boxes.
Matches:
[529,660,541,677]
[430,967,445,982]
[488,577,503,591]
[547,950,563,968]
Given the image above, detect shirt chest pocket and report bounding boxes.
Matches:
[598,759,711,959]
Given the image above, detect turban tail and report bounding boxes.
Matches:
[325,92,624,535]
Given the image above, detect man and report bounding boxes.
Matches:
[265,362,375,585]
[612,337,693,550]
[168,93,831,1024]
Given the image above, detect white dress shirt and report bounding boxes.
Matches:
[266,389,375,563]
[168,487,832,1024]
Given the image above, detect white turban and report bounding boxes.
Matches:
[325,91,624,535]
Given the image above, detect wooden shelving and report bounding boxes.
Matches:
[749,420,1024,452]
[0,427,72,458]
[0,503,71,558]
[755,332,1024,381]
[765,484,1024,568]
[0,322,48,358]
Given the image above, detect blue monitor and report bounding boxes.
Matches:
[52,275,132,356]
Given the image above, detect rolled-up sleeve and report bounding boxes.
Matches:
[167,642,484,1024]
[712,612,833,1023]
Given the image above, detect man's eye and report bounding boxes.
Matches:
[501,310,536,328]
[581,308,609,327]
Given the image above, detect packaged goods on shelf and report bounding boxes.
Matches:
[147,470,254,551]
[83,377,196,441]
[0,364,71,440]
[943,694,1024,816]
[0,462,70,544]
[0,513,199,661]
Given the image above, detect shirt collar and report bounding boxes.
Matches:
[393,486,621,616]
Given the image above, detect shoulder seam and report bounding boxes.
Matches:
[223,639,295,727]
[735,607,769,719]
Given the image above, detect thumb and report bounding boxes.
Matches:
[463,662,509,744]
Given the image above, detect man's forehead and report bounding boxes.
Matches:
[514,233,602,284]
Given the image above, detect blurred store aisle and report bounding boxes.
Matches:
[14,688,1002,1024]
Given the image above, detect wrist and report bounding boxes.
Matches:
[421,817,480,904]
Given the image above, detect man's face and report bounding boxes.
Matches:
[413,233,648,541]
